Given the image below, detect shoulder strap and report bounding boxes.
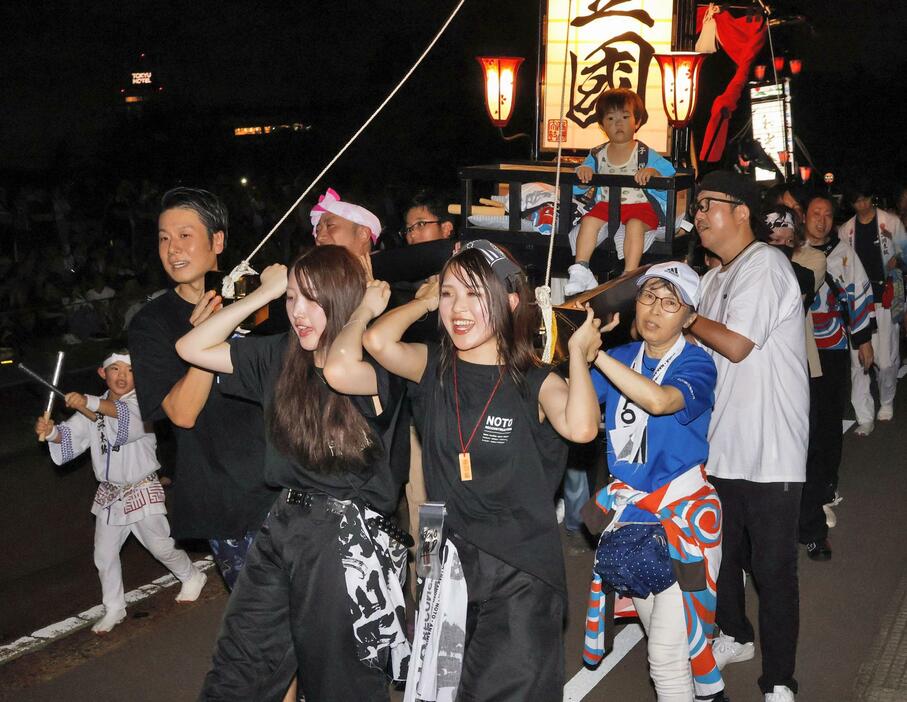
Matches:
[636,142,666,225]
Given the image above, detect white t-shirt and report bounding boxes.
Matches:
[599,145,648,204]
[698,242,809,482]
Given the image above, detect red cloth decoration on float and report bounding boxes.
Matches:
[696,6,766,162]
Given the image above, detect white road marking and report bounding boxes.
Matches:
[562,623,645,701]
[0,556,215,665]
[843,419,855,433]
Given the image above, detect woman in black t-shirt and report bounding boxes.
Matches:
[177,245,410,702]
[348,240,604,701]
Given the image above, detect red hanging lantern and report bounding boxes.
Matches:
[653,52,707,128]
[789,59,802,75]
[754,64,767,81]
[476,56,524,128]
[799,166,812,182]
[824,172,835,185]
[774,56,786,72]
[778,150,790,165]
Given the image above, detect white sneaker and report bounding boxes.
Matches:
[91,608,126,634]
[854,421,874,437]
[564,264,599,296]
[877,404,894,421]
[711,633,755,670]
[764,684,795,701]
[175,568,207,603]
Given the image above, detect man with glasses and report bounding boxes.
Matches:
[689,171,808,702]
[401,190,455,246]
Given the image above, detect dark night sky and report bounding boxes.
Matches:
[0,1,904,194]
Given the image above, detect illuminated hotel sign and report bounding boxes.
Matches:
[132,72,152,85]
[542,0,674,152]
[750,80,794,182]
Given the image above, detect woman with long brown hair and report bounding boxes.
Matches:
[337,239,604,700]
[176,245,411,701]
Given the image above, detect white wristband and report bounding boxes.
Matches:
[45,426,60,442]
[85,395,101,413]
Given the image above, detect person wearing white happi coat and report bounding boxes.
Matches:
[839,183,907,430]
[35,352,207,634]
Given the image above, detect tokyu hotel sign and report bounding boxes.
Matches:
[132,72,152,85]
[542,0,674,153]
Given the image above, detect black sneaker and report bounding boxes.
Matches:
[805,538,832,561]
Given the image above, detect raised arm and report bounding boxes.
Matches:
[591,315,685,415]
[688,315,755,363]
[538,305,603,443]
[176,264,288,374]
[323,280,391,396]
[64,391,124,421]
[361,277,435,383]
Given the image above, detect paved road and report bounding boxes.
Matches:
[2,379,906,701]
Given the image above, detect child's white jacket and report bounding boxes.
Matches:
[48,390,165,525]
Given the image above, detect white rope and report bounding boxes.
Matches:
[537,0,573,362]
[221,0,468,296]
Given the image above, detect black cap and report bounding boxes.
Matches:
[698,170,762,219]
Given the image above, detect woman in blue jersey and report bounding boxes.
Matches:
[584,261,726,702]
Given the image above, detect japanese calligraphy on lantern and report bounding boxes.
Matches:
[542,0,674,152]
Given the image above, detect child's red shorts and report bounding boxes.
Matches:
[582,201,659,231]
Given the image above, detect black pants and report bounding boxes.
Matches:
[710,477,801,696]
[452,535,565,702]
[800,350,849,543]
[200,493,388,702]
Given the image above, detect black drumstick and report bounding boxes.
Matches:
[16,363,67,399]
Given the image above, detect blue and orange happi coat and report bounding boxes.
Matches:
[584,465,725,699]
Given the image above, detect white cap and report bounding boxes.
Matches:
[636,261,701,308]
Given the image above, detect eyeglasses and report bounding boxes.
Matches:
[401,220,440,236]
[637,289,685,313]
[688,196,743,217]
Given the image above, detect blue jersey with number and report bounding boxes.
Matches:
[592,341,716,523]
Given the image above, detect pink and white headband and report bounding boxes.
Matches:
[309,188,382,242]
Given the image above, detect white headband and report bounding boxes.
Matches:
[310,187,382,242]
[103,352,131,368]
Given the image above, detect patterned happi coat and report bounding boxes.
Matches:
[49,390,165,525]
[584,465,724,699]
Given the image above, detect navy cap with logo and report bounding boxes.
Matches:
[697,170,762,219]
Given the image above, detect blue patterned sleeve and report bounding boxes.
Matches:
[47,415,91,466]
[106,395,151,448]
